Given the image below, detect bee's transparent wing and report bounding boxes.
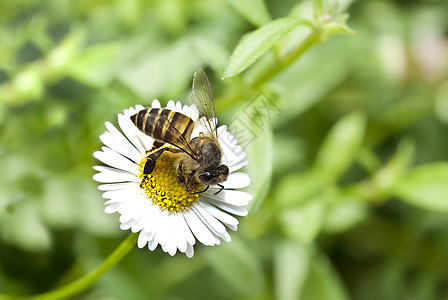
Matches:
[164,121,200,160]
[189,68,218,139]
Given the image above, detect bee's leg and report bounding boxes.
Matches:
[146,140,165,155]
[177,162,188,192]
[140,174,148,188]
[186,171,196,187]
[144,147,181,174]
[190,185,209,195]
[214,184,225,195]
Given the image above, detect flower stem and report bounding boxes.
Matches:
[251,30,322,88]
[0,233,139,300]
[216,29,322,113]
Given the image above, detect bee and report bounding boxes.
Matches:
[130,68,229,195]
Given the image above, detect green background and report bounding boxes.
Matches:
[1,0,448,299]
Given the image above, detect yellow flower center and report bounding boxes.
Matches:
[138,147,202,211]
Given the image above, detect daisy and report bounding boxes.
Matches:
[93,99,251,258]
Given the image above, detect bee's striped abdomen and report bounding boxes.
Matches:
[131,108,195,145]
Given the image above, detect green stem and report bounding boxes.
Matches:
[251,30,322,88]
[0,233,139,300]
[216,28,323,113]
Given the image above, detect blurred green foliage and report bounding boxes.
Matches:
[1,0,448,299]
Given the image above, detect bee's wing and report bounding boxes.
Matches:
[189,68,218,139]
[163,121,200,160]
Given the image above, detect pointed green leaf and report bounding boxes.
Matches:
[373,138,415,193]
[301,252,350,300]
[315,111,366,181]
[192,36,230,75]
[279,196,324,243]
[392,163,448,212]
[274,241,311,300]
[226,96,274,213]
[323,195,368,233]
[245,124,273,213]
[66,43,119,88]
[203,235,264,295]
[222,18,301,79]
[226,0,271,27]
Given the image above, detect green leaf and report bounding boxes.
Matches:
[192,36,230,75]
[323,195,368,233]
[269,35,361,126]
[301,252,350,300]
[325,0,355,15]
[315,111,366,181]
[226,0,271,27]
[66,42,119,88]
[373,138,415,194]
[392,163,448,212]
[227,100,274,213]
[222,18,301,79]
[274,171,329,242]
[202,234,264,295]
[1,203,51,251]
[274,171,325,208]
[435,82,448,124]
[119,37,201,99]
[279,196,324,243]
[246,125,273,213]
[274,241,311,300]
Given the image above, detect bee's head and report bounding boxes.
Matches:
[198,165,229,186]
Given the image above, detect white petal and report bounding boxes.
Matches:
[188,104,200,120]
[102,122,142,162]
[117,111,145,154]
[192,204,226,234]
[147,225,159,251]
[118,111,153,154]
[117,196,141,216]
[131,207,151,233]
[191,205,230,242]
[227,224,238,231]
[105,202,121,214]
[120,218,134,230]
[94,147,139,174]
[168,245,177,256]
[229,159,248,173]
[155,211,170,249]
[151,99,161,108]
[138,230,150,248]
[166,100,175,110]
[183,209,217,246]
[197,201,239,227]
[185,243,194,258]
[148,233,159,251]
[175,101,183,112]
[93,166,139,183]
[204,199,248,216]
[98,182,138,191]
[102,184,141,200]
[172,213,188,253]
[124,198,150,221]
[178,212,195,245]
[140,206,160,247]
[202,190,252,206]
[218,126,248,170]
[218,172,251,189]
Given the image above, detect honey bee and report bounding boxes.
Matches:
[130,68,229,195]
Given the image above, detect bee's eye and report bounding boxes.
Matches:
[199,172,215,183]
[217,165,229,175]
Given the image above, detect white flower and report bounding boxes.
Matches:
[93,100,251,258]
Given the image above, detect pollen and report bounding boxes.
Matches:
[138,148,202,211]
